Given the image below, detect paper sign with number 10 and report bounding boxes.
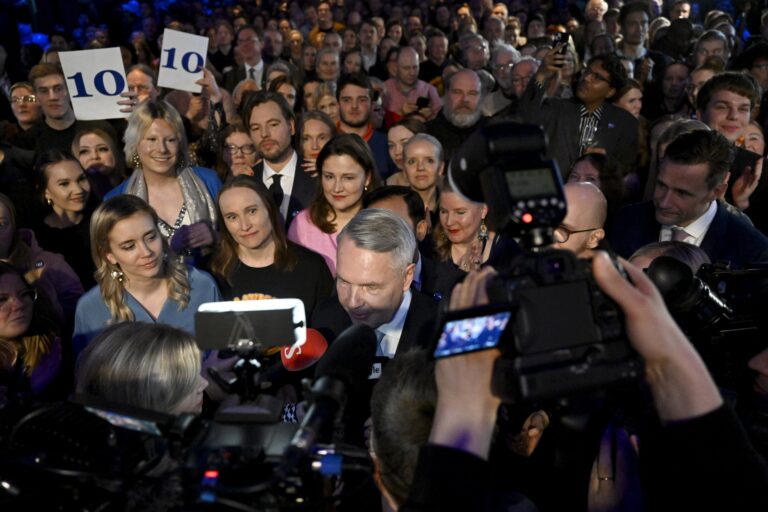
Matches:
[59,47,127,120]
[157,28,208,93]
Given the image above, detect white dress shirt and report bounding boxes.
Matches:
[263,150,298,221]
[375,290,412,358]
[659,200,718,246]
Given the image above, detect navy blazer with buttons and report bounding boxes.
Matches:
[608,200,768,268]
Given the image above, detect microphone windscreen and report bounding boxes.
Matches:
[315,324,378,388]
[281,328,329,371]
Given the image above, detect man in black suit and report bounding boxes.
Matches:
[310,208,439,455]
[609,130,768,267]
[222,26,264,93]
[311,208,438,358]
[518,48,638,177]
[243,91,316,229]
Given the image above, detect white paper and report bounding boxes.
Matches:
[58,47,127,120]
[156,29,208,93]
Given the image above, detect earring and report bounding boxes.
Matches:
[110,268,124,283]
[132,152,141,169]
[478,218,488,243]
[46,197,52,206]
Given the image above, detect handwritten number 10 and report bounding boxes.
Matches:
[161,48,204,73]
[67,70,125,98]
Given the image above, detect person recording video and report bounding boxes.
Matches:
[396,258,768,511]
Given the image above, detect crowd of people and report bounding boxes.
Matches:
[1,0,768,510]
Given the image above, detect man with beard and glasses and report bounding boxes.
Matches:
[336,72,392,177]
[426,69,486,162]
[244,91,316,229]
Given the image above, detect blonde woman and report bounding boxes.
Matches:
[73,195,220,356]
[76,322,208,415]
[105,99,221,258]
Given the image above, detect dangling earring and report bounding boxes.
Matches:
[132,152,141,169]
[110,268,124,283]
[478,218,488,243]
[46,197,52,206]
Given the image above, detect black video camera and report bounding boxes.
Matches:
[435,122,642,404]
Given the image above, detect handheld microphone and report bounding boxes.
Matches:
[276,324,377,478]
[280,328,329,371]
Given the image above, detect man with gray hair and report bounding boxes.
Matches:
[482,42,521,116]
[311,208,438,362]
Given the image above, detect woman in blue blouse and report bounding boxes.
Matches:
[73,195,220,356]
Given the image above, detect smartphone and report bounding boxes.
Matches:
[553,32,570,54]
[730,146,762,183]
[433,308,512,358]
[416,96,430,109]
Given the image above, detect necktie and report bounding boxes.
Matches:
[375,329,386,357]
[671,226,690,242]
[248,67,256,81]
[270,174,284,208]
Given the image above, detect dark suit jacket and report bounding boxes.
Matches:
[223,65,247,93]
[608,201,768,268]
[311,290,440,449]
[419,255,464,301]
[518,79,638,176]
[310,290,439,354]
[253,157,317,230]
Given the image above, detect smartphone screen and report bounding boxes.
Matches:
[434,311,511,358]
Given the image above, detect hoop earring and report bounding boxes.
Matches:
[478,218,488,243]
[132,152,141,169]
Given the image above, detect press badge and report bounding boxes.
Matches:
[368,362,382,380]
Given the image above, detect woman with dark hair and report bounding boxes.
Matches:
[73,195,220,357]
[287,134,382,275]
[0,261,63,399]
[299,110,337,177]
[567,153,626,217]
[0,193,82,323]
[215,124,259,181]
[34,149,98,289]
[212,176,332,315]
[71,126,127,200]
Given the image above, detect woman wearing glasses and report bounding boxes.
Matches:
[0,262,63,399]
[9,82,42,133]
[215,124,259,180]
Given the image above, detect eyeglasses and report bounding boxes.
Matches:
[225,144,257,155]
[583,68,611,84]
[553,225,600,243]
[753,63,768,71]
[511,75,533,85]
[0,288,37,312]
[11,95,36,104]
[494,62,515,72]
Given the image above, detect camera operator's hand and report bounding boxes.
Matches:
[588,423,643,512]
[591,252,723,421]
[429,268,501,460]
[506,409,550,457]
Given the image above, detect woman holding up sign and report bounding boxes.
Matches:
[105,100,221,263]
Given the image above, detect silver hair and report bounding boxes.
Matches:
[338,209,416,274]
[123,99,189,168]
[403,133,444,164]
[492,42,521,64]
